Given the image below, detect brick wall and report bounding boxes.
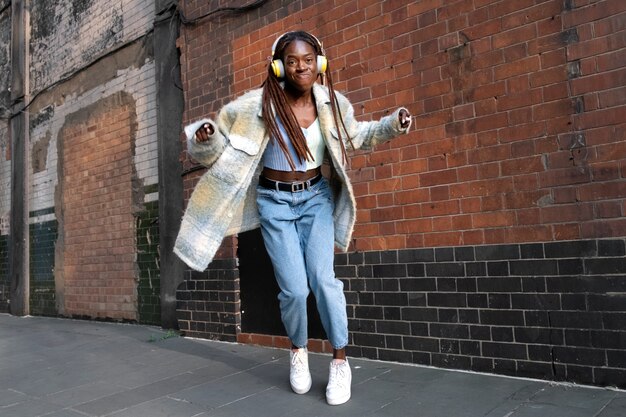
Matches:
[57,92,139,320]
[177,0,626,387]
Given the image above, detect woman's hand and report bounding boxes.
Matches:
[399,109,411,129]
[194,123,214,143]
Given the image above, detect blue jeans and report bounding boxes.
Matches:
[256,177,348,349]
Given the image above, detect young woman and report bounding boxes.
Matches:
[175,31,412,405]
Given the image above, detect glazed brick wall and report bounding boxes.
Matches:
[58,92,139,321]
[0,233,7,313]
[176,258,241,342]
[177,0,626,388]
[29,213,58,316]
[136,189,161,325]
[339,239,626,388]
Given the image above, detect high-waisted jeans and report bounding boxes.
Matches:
[256,177,348,349]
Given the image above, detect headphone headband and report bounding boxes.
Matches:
[271,31,325,57]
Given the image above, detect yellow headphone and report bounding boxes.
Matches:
[270,32,328,79]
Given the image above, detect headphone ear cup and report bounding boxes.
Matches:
[271,59,285,78]
[317,55,327,74]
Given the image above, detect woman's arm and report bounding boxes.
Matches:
[335,91,412,151]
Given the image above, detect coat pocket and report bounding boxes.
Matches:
[229,134,261,156]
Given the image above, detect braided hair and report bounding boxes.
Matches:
[261,31,352,170]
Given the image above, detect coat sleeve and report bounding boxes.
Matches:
[185,99,246,168]
[334,91,412,151]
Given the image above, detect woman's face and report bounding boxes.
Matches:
[281,39,318,93]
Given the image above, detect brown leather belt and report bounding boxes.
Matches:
[262,167,321,182]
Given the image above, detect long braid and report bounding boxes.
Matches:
[262,31,352,169]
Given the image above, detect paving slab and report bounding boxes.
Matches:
[0,314,624,417]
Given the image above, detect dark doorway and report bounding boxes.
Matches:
[238,229,325,339]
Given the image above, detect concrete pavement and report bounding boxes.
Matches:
[0,314,625,417]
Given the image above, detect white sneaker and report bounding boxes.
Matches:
[326,359,351,405]
[289,348,312,394]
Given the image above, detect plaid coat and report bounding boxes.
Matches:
[174,83,411,271]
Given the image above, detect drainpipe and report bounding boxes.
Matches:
[154,0,185,329]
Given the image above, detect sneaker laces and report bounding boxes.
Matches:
[328,361,348,389]
[291,349,308,374]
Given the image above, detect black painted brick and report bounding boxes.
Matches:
[550,311,603,329]
[459,309,479,323]
[381,250,398,264]
[483,342,528,359]
[402,307,438,322]
[355,306,384,320]
[454,246,475,261]
[353,332,385,348]
[467,293,488,308]
[385,335,403,350]
[488,294,511,309]
[432,353,471,369]
[588,294,626,311]
[595,368,626,387]
[406,263,426,277]
[379,348,412,363]
[398,248,435,263]
[528,344,552,361]
[480,310,525,326]
[430,323,469,339]
[377,320,410,335]
[585,258,626,274]
[603,313,626,330]
[437,277,457,292]
[598,239,625,257]
[438,308,459,323]
[428,293,466,307]
[564,329,592,347]
[425,262,465,277]
[521,243,544,259]
[491,327,514,342]
[477,277,522,292]
[435,247,454,262]
[403,336,439,352]
[545,240,597,258]
[487,261,509,276]
[510,260,559,276]
[460,340,481,356]
[457,276,477,292]
[521,277,546,292]
[375,292,408,306]
[364,251,381,264]
[465,262,487,276]
[373,264,407,278]
[511,294,560,310]
[553,346,606,366]
[470,325,491,340]
[517,361,556,380]
[475,244,520,260]
[383,306,401,320]
[400,277,435,291]
[407,292,427,306]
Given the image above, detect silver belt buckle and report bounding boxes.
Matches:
[291,179,311,192]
